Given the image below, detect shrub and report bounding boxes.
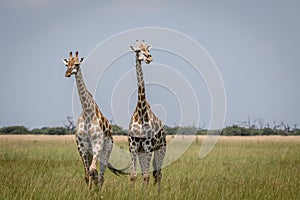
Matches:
[0,126,30,134]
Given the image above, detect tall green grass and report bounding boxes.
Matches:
[0,136,299,199]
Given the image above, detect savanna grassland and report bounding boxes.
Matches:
[0,135,299,200]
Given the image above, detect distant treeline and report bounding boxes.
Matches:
[220,125,300,136]
[0,126,73,135]
[0,124,299,136]
[165,125,300,136]
[0,125,128,135]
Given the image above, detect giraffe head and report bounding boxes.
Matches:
[62,51,84,77]
[129,40,153,64]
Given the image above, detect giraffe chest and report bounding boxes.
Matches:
[76,113,111,137]
[129,119,162,138]
[128,125,166,153]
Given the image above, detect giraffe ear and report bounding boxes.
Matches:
[147,45,152,51]
[62,59,68,66]
[79,57,84,64]
[129,46,135,51]
[129,46,141,52]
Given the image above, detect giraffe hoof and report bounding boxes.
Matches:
[130,173,137,181]
[88,169,98,186]
[98,178,104,191]
[143,173,150,187]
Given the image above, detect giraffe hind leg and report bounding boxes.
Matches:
[98,137,113,191]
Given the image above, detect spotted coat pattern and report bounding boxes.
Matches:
[128,41,166,192]
[63,52,115,190]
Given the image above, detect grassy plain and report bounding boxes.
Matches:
[0,135,299,199]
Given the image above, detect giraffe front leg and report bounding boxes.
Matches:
[88,156,98,189]
[89,136,103,189]
[153,145,166,193]
[76,135,92,185]
[139,151,152,188]
[128,136,138,187]
[129,151,138,188]
[78,148,92,184]
[84,153,93,184]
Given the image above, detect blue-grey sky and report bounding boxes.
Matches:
[0,0,299,129]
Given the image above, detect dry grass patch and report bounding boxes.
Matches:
[0,134,75,141]
[0,135,299,199]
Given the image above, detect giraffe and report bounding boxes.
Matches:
[128,40,166,192]
[62,51,125,190]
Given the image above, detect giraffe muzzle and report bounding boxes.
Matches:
[145,57,153,64]
[65,73,71,77]
[146,55,153,64]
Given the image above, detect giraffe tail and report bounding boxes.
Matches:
[107,162,130,176]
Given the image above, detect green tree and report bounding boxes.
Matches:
[0,126,30,134]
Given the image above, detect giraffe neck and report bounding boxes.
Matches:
[135,55,148,122]
[75,68,94,116]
